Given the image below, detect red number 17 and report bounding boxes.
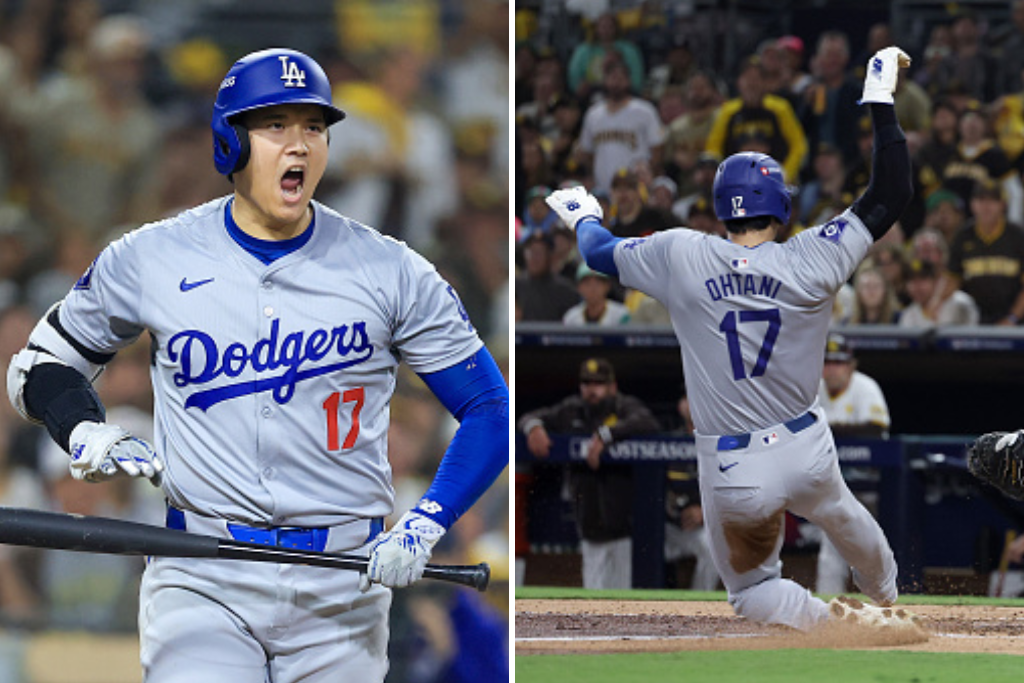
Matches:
[322,387,365,451]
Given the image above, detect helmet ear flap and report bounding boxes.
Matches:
[212,115,242,176]
[231,123,250,175]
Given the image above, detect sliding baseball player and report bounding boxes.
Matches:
[547,47,922,633]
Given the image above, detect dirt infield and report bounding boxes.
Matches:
[516,600,1024,655]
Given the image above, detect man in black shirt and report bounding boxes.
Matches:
[516,231,580,321]
[945,180,1024,324]
[608,168,673,238]
[517,358,661,588]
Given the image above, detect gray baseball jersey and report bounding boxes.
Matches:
[59,196,482,527]
[614,209,872,436]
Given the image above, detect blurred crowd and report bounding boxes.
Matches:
[515,2,1024,331]
[0,0,508,679]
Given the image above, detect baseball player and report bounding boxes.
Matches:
[547,47,919,631]
[815,332,891,595]
[5,48,508,682]
[818,332,890,438]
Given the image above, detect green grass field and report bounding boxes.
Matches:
[516,649,1024,683]
[515,588,1024,681]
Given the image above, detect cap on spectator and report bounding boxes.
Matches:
[925,188,964,213]
[688,196,716,218]
[972,179,1004,201]
[602,58,630,78]
[651,176,678,196]
[576,262,608,281]
[669,34,692,51]
[858,114,873,136]
[924,44,952,62]
[931,97,957,116]
[816,142,841,157]
[89,14,150,61]
[776,35,805,55]
[696,152,721,169]
[736,128,770,146]
[944,80,969,98]
[551,222,575,239]
[579,357,615,383]
[0,203,31,237]
[533,44,557,60]
[611,168,640,188]
[520,229,554,249]
[960,100,984,117]
[757,37,782,57]
[824,333,854,363]
[738,54,764,76]
[526,185,552,202]
[550,93,581,111]
[169,38,228,89]
[953,7,979,23]
[908,259,937,279]
[455,121,496,156]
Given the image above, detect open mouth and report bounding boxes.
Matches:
[281,166,305,199]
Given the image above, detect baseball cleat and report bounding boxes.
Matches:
[828,596,924,632]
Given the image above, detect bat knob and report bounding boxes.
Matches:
[474,562,491,592]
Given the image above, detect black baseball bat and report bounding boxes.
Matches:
[0,507,490,591]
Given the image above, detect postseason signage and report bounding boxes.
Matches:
[516,434,912,468]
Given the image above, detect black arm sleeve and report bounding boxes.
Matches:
[22,363,105,453]
[850,104,913,240]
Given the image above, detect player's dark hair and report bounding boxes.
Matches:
[724,216,775,234]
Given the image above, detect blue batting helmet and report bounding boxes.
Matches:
[211,48,346,176]
[712,152,791,225]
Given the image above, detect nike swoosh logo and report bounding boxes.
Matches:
[719,462,739,473]
[180,277,214,292]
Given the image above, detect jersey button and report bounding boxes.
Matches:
[262,407,273,418]
[262,280,273,290]
[263,467,275,479]
[263,306,274,317]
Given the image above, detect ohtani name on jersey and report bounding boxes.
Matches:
[167,318,374,411]
[704,273,783,301]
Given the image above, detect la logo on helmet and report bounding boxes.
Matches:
[279,56,307,87]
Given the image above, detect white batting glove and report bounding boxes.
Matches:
[545,186,603,231]
[68,421,164,483]
[859,46,911,105]
[359,510,445,592]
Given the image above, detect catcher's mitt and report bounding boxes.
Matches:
[967,430,1024,501]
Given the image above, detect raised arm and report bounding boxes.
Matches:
[850,47,914,241]
[546,186,623,277]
